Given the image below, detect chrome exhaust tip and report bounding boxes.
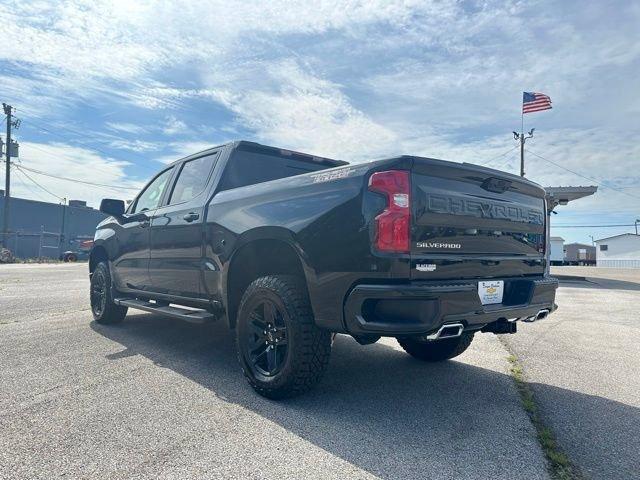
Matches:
[523,309,551,322]
[426,323,465,341]
[536,309,550,321]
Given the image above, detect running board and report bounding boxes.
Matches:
[114,298,215,324]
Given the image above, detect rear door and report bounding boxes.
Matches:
[410,159,547,280]
[148,152,219,298]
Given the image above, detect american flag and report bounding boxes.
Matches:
[522,92,552,114]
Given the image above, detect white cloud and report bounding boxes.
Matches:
[108,139,160,153]
[197,60,397,160]
[1,0,639,246]
[11,142,144,207]
[162,116,188,135]
[156,141,227,164]
[105,122,149,135]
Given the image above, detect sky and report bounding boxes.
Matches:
[1,0,638,244]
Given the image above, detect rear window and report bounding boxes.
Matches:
[218,146,332,191]
[169,154,216,204]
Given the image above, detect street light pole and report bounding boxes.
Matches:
[2,103,12,247]
[513,128,535,177]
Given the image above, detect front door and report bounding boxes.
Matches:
[111,166,175,293]
[148,153,218,298]
[111,210,153,291]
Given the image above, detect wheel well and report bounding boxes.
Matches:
[89,246,108,273]
[226,239,307,329]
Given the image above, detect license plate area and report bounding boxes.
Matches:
[478,280,504,305]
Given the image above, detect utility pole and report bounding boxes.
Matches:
[2,103,12,247]
[513,128,535,177]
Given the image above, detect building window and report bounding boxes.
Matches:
[599,244,608,251]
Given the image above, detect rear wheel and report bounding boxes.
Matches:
[90,262,127,324]
[397,332,474,362]
[236,275,331,399]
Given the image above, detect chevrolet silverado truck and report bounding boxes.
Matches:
[90,140,558,398]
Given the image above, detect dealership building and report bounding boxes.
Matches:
[595,233,640,269]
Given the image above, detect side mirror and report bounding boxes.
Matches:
[99,198,125,217]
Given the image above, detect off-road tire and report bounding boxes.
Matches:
[90,261,128,324]
[236,275,332,399]
[397,332,474,362]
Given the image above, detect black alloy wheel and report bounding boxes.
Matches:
[91,268,108,318]
[235,275,332,399]
[246,299,289,377]
[90,261,127,324]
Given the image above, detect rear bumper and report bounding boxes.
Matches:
[343,276,558,336]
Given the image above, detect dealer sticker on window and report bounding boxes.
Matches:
[478,280,504,305]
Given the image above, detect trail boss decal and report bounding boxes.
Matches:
[310,167,354,183]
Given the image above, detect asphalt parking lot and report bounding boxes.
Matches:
[0,264,638,479]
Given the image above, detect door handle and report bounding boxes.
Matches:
[183,212,200,222]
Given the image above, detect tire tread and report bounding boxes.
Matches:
[236,275,331,399]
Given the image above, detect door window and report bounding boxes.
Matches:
[169,155,216,204]
[132,167,174,213]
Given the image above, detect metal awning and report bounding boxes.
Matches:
[545,186,598,210]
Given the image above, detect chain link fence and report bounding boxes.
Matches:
[0,228,62,262]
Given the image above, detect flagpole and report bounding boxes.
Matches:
[520,103,525,177]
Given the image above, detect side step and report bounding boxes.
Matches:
[114,298,215,324]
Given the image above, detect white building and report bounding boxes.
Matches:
[595,233,640,268]
[549,236,565,265]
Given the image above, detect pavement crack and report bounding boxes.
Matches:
[500,337,584,480]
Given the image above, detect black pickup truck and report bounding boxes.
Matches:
[90,140,557,398]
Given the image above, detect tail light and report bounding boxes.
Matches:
[368,170,410,253]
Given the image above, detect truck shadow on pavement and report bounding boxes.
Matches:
[91,314,639,480]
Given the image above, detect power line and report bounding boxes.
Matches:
[2,159,139,192]
[477,145,519,166]
[18,141,144,180]
[12,167,52,202]
[14,165,65,202]
[15,162,140,191]
[526,149,640,200]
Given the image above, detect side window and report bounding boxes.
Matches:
[131,167,174,213]
[169,155,216,204]
[599,244,608,251]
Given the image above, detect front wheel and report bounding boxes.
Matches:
[236,275,332,399]
[397,332,474,362]
[90,262,127,324]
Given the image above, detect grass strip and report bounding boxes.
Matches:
[503,343,583,480]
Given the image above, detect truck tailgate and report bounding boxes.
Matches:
[410,159,546,280]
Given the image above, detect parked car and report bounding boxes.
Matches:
[62,238,94,262]
[90,141,558,398]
